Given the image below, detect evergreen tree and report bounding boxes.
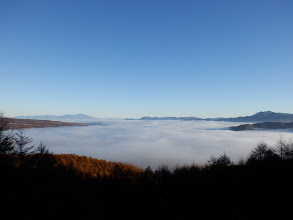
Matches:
[207,153,233,167]
[34,141,51,154]
[0,113,14,154]
[13,129,35,156]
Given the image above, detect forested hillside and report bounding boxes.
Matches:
[1,142,293,220]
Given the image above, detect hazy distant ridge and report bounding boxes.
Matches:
[16,111,293,123]
[216,111,293,122]
[16,114,97,121]
[140,111,293,123]
[140,116,202,121]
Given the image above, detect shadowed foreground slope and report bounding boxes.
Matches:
[1,149,293,220]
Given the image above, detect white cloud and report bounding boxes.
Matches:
[25,120,293,170]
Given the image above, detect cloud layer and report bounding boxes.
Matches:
[25,120,293,169]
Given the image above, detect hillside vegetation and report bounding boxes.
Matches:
[1,140,293,220]
[230,121,293,131]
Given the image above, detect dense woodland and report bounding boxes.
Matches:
[1,113,293,219]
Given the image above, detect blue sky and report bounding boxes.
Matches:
[1,0,292,118]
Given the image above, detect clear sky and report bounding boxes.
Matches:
[1,0,292,118]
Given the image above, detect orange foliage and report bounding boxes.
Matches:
[53,154,144,179]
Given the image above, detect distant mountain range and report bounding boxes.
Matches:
[215,111,293,122]
[139,116,202,121]
[15,111,293,123]
[230,122,293,131]
[139,111,293,123]
[15,114,97,121]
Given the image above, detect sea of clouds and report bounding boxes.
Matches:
[25,120,293,170]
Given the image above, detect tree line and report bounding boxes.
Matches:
[0,113,51,156]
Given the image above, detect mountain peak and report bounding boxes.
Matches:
[253,111,275,116]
